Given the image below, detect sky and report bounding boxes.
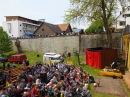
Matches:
[0,0,87,29]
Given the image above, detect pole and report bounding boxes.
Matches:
[77,53,80,65]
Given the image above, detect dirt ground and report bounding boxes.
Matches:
[94,77,128,97]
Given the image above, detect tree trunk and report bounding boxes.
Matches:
[101,0,112,48]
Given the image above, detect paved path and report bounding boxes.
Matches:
[94,77,128,97]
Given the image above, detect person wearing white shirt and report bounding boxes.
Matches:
[36,78,42,86]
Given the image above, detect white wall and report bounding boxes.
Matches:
[114,7,130,29]
[2,20,39,37]
[2,20,19,37]
[18,21,25,37]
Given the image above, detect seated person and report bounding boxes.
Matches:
[12,62,16,68]
[110,61,120,69]
[89,75,95,83]
[36,78,42,87]
[31,85,40,97]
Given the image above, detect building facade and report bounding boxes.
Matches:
[34,22,63,37]
[113,6,130,31]
[2,16,41,37]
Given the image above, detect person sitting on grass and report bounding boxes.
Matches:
[12,62,16,68]
[25,59,29,66]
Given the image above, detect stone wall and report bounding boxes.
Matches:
[80,33,122,53]
[12,36,79,54]
[11,33,122,54]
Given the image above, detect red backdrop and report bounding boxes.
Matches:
[86,47,118,68]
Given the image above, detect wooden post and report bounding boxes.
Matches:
[76,52,80,65]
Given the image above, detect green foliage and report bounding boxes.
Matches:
[0,27,13,55]
[72,27,77,29]
[85,20,104,33]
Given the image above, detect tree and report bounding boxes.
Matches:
[64,0,130,47]
[85,20,104,33]
[0,27,13,55]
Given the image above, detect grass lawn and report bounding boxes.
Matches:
[0,51,43,67]
[0,51,130,97]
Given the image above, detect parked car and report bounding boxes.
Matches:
[0,56,8,62]
[43,52,62,64]
[8,54,27,63]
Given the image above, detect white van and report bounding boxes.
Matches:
[43,52,62,64]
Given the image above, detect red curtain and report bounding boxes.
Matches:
[86,50,101,68]
[86,50,94,66]
[93,51,101,68]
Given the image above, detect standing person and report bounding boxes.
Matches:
[2,61,6,69]
[7,62,11,69]
[25,59,29,66]
[22,60,26,66]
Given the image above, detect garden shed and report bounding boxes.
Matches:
[86,47,118,69]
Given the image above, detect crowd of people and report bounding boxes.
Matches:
[0,61,98,97]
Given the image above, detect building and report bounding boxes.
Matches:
[2,16,41,37]
[113,6,130,31]
[34,22,63,37]
[72,29,85,35]
[57,24,72,35]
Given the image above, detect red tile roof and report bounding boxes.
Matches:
[57,24,69,31]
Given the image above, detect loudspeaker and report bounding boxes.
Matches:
[40,72,47,83]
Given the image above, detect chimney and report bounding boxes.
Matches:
[38,19,45,22]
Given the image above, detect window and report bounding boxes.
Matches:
[7,23,11,33]
[13,56,18,58]
[119,21,126,26]
[20,30,22,32]
[7,23,11,29]
[20,24,21,26]
[126,14,130,17]
[123,14,130,17]
[42,29,44,31]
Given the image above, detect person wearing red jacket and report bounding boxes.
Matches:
[31,85,40,97]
